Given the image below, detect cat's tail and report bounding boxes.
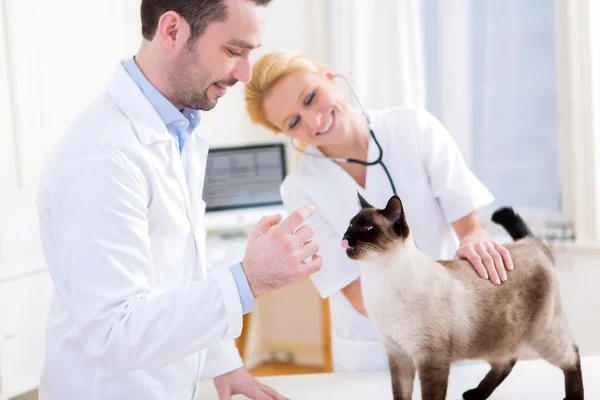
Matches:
[491,207,534,241]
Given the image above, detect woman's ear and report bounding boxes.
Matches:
[324,70,336,81]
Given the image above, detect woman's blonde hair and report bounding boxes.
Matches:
[245,50,330,134]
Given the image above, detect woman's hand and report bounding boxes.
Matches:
[454,236,513,285]
[452,212,514,285]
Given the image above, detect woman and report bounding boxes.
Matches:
[244,50,514,372]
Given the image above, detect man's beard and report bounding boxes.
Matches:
[183,77,239,111]
[169,46,238,111]
[185,85,214,111]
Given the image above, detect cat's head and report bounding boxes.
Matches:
[341,193,410,260]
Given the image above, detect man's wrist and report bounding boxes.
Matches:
[229,263,257,314]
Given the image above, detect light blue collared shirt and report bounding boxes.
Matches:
[124,57,256,314]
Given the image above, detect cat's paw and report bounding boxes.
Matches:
[463,388,488,400]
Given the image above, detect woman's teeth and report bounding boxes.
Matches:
[317,113,334,136]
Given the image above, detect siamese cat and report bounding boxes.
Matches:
[341,194,583,400]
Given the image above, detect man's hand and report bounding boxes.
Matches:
[241,204,322,297]
[214,368,288,400]
[454,236,514,285]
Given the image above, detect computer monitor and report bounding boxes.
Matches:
[202,143,288,232]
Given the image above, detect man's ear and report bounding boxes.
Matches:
[156,11,184,50]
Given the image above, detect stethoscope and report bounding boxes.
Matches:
[289,74,398,196]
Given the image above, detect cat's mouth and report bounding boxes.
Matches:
[342,239,360,258]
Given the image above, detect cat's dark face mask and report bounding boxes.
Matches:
[342,194,410,260]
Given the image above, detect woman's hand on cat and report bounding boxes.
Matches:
[454,236,514,285]
[451,212,514,285]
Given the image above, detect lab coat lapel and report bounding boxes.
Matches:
[182,133,209,279]
[170,145,192,224]
[108,62,172,146]
[108,62,193,220]
[183,133,209,229]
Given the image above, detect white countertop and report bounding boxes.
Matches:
[195,355,600,399]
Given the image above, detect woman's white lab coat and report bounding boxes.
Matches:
[36,63,243,399]
[280,107,494,372]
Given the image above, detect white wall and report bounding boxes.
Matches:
[1,0,143,229]
[0,1,18,205]
[553,249,600,358]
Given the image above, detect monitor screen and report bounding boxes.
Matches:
[202,144,287,212]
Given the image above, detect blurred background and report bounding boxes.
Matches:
[1,1,599,399]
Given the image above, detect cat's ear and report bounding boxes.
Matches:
[357,191,373,209]
[382,195,404,222]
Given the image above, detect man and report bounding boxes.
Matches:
[36,1,321,399]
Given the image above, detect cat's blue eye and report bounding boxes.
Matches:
[365,226,373,231]
[304,91,315,106]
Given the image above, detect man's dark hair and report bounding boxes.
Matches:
[141,0,273,42]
